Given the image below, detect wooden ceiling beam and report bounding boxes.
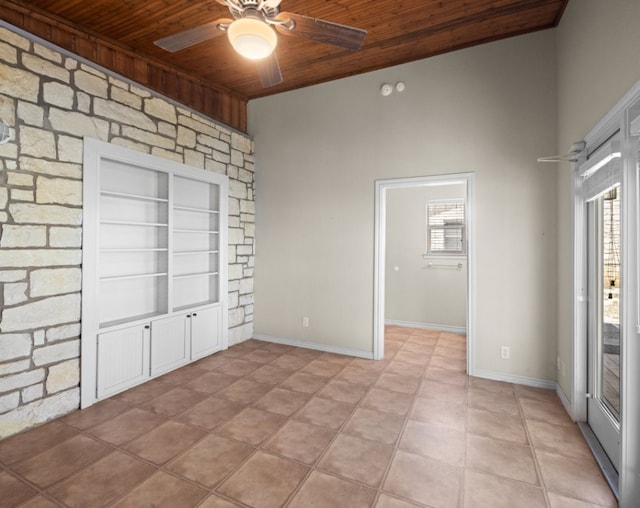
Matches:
[0,0,248,132]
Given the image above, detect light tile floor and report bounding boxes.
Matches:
[0,326,617,507]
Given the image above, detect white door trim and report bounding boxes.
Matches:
[573,80,640,420]
[373,172,475,376]
[572,80,640,505]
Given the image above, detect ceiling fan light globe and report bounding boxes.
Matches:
[228,18,277,60]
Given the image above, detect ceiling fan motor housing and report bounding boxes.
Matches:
[228,0,281,21]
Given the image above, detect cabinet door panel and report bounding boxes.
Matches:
[191,307,221,360]
[97,325,149,398]
[151,315,190,376]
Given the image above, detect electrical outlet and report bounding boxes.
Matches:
[501,346,510,360]
[557,356,561,371]
[302,316,309,328]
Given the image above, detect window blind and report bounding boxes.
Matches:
[580,133,622,201]
[426,201,465,254]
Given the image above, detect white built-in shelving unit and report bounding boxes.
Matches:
[81,138,228,408]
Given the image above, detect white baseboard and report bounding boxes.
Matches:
[555,383,575,421]
[253,334,374,360]
[385,320,466,335]
[472,369,556,390]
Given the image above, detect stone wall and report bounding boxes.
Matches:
[0,24,255,439]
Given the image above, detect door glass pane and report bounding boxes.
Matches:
[600,185,621,419]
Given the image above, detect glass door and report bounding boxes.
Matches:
[587,188,621,470]
[573,85,640,507]
[583,135,622,472]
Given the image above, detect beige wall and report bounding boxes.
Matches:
[249,30,558,381]
[556,0,640,398]
[385,184,466,329]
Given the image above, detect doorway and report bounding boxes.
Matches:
[373,173,475,375]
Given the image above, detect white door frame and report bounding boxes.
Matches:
[571,81,640,505]
[373,172,476,375]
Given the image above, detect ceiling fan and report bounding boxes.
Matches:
[154,0,367,88]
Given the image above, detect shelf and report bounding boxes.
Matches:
[100,272,168,282]
[173,271,218,280]
[173,302,218,313]
[101,220,168,227]
[99,311,165,330]
[173,228,218,234]
[173,250,219,256]
[101,248,168,253]
[101,190,168,203]
[174,205,219,214]
[85,140,229,407]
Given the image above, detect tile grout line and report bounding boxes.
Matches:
[279,356,385,507]
[3,330,461,507]
[194,353,334,503]
[143,347,282,504]
[207,352,366,505]
[516,389,553,508]
[5,423,128,505]
[8,333,396,507]
[375,330,435,508]
[3,326,612,508]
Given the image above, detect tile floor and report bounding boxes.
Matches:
[0,326,617,508]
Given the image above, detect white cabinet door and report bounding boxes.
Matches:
[97,325,150,398]
[191,306,221,360]
[150,314,190,376]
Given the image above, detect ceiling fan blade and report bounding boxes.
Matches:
[276,12,366,51]
[154,18,233,52]
[256,53,283,88]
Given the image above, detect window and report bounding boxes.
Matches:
[426,200,466,255]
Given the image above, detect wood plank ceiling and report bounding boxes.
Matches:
[1,0,568,132]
